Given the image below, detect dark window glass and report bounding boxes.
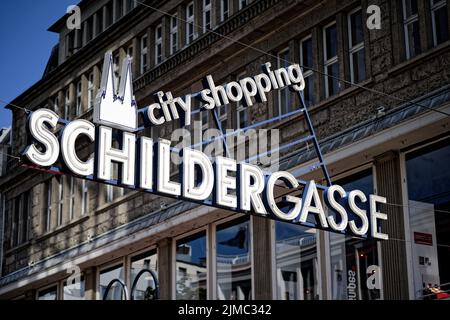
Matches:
[433,5,449,45]
[301,38,313,69]
[325,24,337,60]
[352,48,366,83]
[326,63,340,96]
[350,11,364,46]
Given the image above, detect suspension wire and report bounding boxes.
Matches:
[132,0,450,117]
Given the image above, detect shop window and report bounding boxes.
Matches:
[405,139,450,299]
[99,264,125,300]
[328,169,382,300]
[63,276,85,300]
[170,15,178,55]
[203,0,212,32]
[216,217,252,300]
[300,36,315,106]
[402,0,421,59]
[275,222,320,300]
[186,1,196,44]
[176,231,207,300]
[221,0,229,21]
[37,286,58,300]
[277,48,293,115]
[348,8,366,83]
[431,0,449,46]
[323,22,340,98]
[130,250,158,300]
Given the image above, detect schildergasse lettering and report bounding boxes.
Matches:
[22,52,389,240]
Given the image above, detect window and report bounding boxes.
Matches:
[130,250,158,300]
[81,179,88,216]
[96,9,104,35]
[323,22,340,98]
[155,24,163,65]
[99,265,125,300]
[203,0,212,32]
[277,49,293,115]
[10,191,30,247]
[127,45,133,61]
[218,104,228,134]
[126,0,134,13]
[239,0,248,10]
[402,0,421,59]
[221,0,229,21]
[170,15,178,55]
[431,0,449,46]
[57,176,64,226]
[52,96,59,115]
[300,36,315,106]
[45,180,53,232]
[348,9,366,83]
[68,177,75,220]
[37,286,58,300]
[329,169,382,300]
[113,54,120,92]
[64,89,70,119]
[276,222,319,300]
[186,2,196,44]
[405,139,450,299]
[115,0,124,21]
[88,72,94,110]
[176,232,207,300]
[105,1,113,28]
[85,17,94,43]
[65,31,75,57]
[216,217,252,300]
[63,276,85,300]
[140,35,148,74]
[76,80,82,116]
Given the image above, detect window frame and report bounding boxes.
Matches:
[402,0,421,60]
[140,34,148,74]
[155,23,163,65]
[430,0,449,46]
[347,7,366,84]
[220,0,230,22]
[300,35,315,106]
[64,88,70,120]
[170,14,178,55]
[76,80,82,116]
[323,21,339,98]
[186,1,196,45]
[203,0,212,33]
[87,72,94,111]
[57,176,64,226]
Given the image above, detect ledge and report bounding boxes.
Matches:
[33,215,90,243]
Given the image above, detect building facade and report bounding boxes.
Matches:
[0,0,450,300]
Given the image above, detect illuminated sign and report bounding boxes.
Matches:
[22,52,388,240]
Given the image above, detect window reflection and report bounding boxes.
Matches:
[99,265,125,300]
[406,139,450,299]
[176,232,207,300]
[63,276,85,300]
[276,222,319,300]
[329,169,382,300]
[131,250,158,300]
[37,286,57,300]
[216,217,252,300]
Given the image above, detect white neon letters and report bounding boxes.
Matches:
[24,109,60,167]
[61,120,95,176]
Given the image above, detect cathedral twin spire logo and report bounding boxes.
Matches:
[93,52,138,132]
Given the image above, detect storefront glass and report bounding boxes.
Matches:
[63,276,85,300]
[275,222,319,300]
[99,264,125,300]
[216,217,252,300]
[405,139,450,299]
[329,169,382,300]
[176,231,207,300]
[130,250,158,300]
[37,286,57,300]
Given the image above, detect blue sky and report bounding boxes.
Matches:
[0,0,76,128]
